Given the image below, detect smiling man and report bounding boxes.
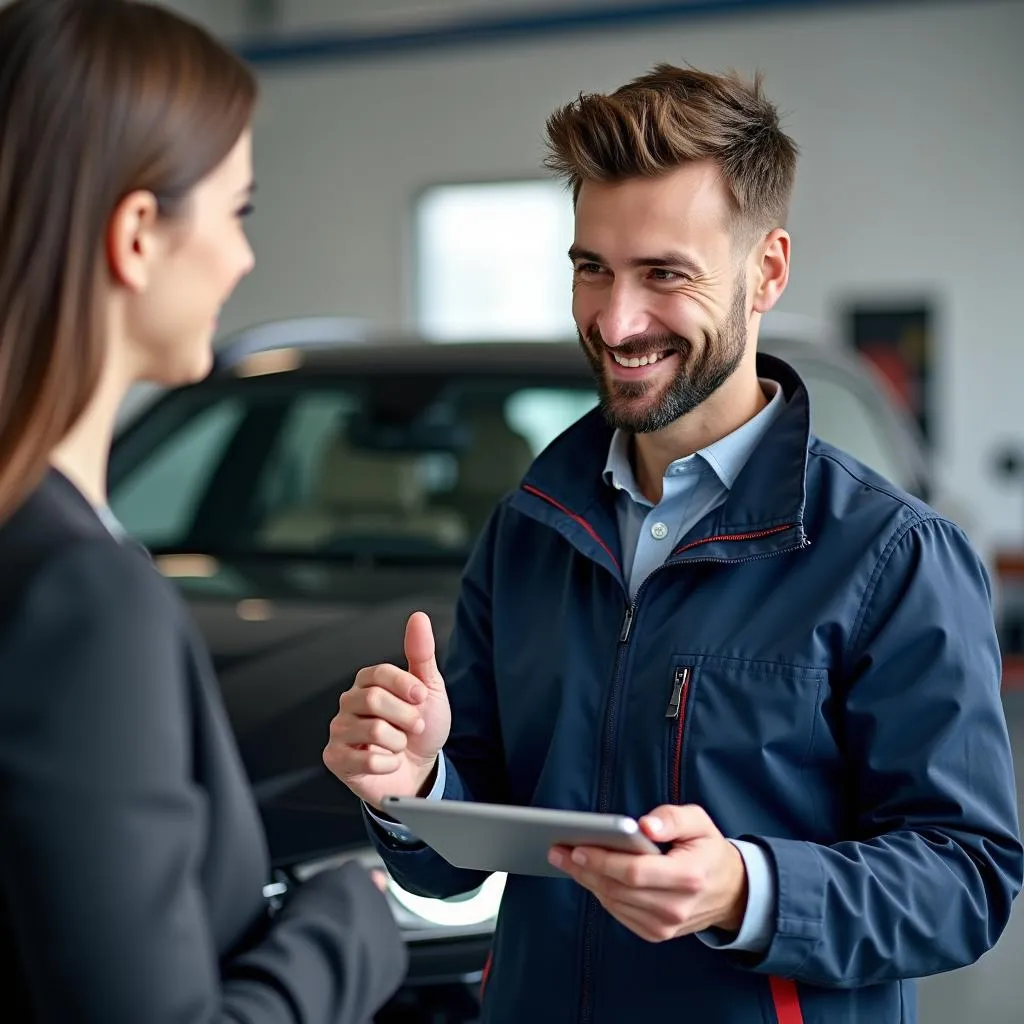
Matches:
[326,65,1022,1023]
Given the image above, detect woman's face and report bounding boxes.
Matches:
[117,128,256,386]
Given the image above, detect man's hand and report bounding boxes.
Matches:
[548,804,748,943]
[323,612,452,811]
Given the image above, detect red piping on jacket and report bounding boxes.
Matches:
[480,950,493,1001]
[523,483,795,567]
[672,522,794,556]
[521,484,621,572]
[670,674,689,805]
[769,977,804,1024]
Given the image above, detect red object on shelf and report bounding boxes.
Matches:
[995,552,1024,579]
[1002,655,1024,692]
[992,549,1024,692]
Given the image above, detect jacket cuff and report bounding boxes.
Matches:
[697,839,775,953]
[737,835,825,975]
[363,754,447,844]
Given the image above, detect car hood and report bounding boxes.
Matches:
[182,577,461,868]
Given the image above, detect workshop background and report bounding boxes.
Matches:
[131,1,1024,1020]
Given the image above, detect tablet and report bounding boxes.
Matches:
[381,796,661,878]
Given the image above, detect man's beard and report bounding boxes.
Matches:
[579,283,748,434]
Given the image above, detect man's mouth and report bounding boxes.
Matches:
[610,350,671,369]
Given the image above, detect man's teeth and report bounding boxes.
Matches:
[612,351,666,368]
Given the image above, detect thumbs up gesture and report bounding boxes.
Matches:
[323,612,452,811]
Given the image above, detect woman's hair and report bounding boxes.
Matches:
[0,0,258,523]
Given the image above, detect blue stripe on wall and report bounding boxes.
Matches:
[234,0,934,68]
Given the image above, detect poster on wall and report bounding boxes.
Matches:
[843,301,934,444]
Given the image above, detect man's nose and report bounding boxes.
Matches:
[595,283,651,347]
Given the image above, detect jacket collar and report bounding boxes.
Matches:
[602,377,785,500]
[44,468,112,535]
[514,353,810,573]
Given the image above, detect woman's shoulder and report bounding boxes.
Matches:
[0,469,172,630]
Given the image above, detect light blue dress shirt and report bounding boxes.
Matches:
[368,381,786,954]
[96,505,126,539]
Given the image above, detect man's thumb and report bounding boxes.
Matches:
[404,611,444,689]
[640,804,712,843]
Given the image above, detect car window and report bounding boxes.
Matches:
[255,390,360,519]
[793,363,910,488]
[109,378,601,560]
[505,388,599,455]
[252,383,600,554]
[110,397,246,546]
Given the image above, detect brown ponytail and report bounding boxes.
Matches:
[0,0,257,523]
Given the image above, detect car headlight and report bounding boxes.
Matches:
[387,870,505,933]
[292,846,506,942]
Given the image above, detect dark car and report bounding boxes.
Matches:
[108,318,930,1022]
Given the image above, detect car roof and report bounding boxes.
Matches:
[214,318,856,381]
[223,337,591,377]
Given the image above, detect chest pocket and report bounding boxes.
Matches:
[665,654,829,839]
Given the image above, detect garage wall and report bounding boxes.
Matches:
[161,0,240,36]
[205,0,1024,558]
[139,7,1024,1018]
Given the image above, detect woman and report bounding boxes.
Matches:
[0,2,407,1020]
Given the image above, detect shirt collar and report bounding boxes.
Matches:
[602,379,785,503]
[95,504,127,540]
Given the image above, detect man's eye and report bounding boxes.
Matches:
[650,268,680,282]
[575,263,603,275]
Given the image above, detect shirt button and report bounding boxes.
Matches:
[651,522,669,540]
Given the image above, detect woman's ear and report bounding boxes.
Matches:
[106,190,161,292]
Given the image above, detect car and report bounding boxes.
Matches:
[107,318,932,1022]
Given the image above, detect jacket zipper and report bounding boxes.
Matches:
[666,667,691,805]
[580,599,634,1024]
[576,531,807,1024]
[517,487,806,1024]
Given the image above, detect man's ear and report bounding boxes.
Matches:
[750,228,790,315]
[106,190,161,292]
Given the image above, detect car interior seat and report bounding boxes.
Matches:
[260,434,467,551]
[448,406,535,537]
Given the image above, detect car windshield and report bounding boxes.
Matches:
[109,372,600,570]
[108,350,920,595]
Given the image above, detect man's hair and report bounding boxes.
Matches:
[544,64,798,240]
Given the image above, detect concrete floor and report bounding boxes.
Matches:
[917,694,1024,1023]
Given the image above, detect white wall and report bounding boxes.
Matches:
[219,0,1024,558]
[160,0,240,35]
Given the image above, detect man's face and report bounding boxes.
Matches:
[571,161,751,434]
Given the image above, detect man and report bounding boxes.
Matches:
[324,65,1022,1023]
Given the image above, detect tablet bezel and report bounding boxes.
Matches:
[381,796,661,878]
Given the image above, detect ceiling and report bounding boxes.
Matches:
[172,0,832,37]
[160,0,920,64]
[236,0,711,34]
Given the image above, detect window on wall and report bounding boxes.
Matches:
[415,180,576,342]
